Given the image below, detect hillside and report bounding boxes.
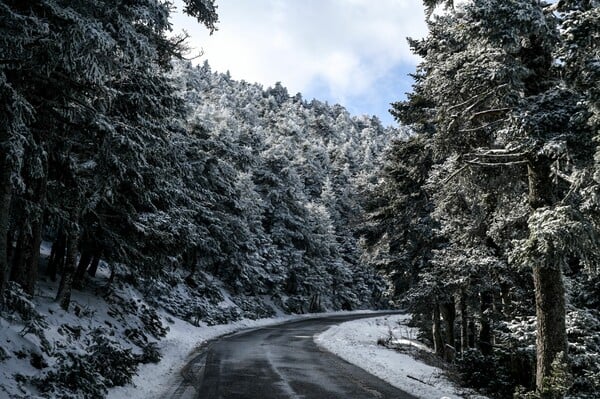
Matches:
[0,60,407,398]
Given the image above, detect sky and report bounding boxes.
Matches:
[170,0,428,126]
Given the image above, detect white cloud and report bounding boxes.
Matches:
[170,0,427,121]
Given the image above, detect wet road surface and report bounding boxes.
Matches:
[169,312,417,399]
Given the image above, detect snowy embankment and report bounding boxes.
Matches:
[315,314,484,399]
[107,310,383,399]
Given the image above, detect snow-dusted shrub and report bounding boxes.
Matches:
[35,330,138,398]
[35,353,107,399]
[565,309,600,399]
[283,295,309,314]
[455,348,530,398]
[196,305,242,326]
[138,341,161,364]
[87,331,138,387]
[3,282,49,349]
[139,304,168,338]
[106,291,168,339]
[233,296,276,319]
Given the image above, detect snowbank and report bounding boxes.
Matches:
[314,314,482,399]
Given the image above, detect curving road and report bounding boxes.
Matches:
[167,313,417,399]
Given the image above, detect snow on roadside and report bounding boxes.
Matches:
[107,310,383,399]
[314,314,483,399]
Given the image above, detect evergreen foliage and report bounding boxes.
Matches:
[366,1,600,397]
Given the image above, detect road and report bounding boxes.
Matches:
[168,312,417,399]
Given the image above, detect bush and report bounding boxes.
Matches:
[455,348,533,398]
[34,330,139,398]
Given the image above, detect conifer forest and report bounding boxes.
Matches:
[0,1,599,398]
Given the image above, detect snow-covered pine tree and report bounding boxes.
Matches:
[383,0,599,394]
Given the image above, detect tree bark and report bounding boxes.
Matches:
[87,252,100,277]
[8,146,47,295]
[432,302,444,357]
[440,300,456,350]
[73,246,92,289]
[56,222,78,310]
[468,319,476,349]
[46,229,66,281]
[533,265,567,389]
[10,229,27,285]
[479,290,493,356]
[460,289,469,354]
[23,152,47,295]
[527,156,568,390]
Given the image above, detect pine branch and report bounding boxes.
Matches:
[458,118,507,133]
[551,168,574,185]
[464,151,528,159]
[464,159,528,167]
[447,84,508,114]
[469,107,511,122]
[441,163,470,185]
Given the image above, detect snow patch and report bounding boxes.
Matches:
[315,314,486,399]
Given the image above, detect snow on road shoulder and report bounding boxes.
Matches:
[107,314,293,399]
[314,314,479,399]
[107,310,383,399]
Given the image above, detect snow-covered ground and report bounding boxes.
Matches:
[315,314,485,399]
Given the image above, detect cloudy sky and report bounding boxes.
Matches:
[171,0,428,126]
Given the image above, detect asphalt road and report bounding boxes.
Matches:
[168,312,417,399]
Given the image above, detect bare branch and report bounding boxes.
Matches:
[551,168,575,185]
[469,107,511,122]
[465,151,528,159]
[465,159,528,167]
[441,163,470,185]
[458,118,507,133]
[447,84,509,113]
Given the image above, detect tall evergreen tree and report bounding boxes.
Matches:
[379,0,600,393]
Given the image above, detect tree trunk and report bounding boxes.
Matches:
[500,282,511,317]
[46,229,66,281]
[533,265,567,389]
[468,319,476,349]
[9,146,47,295]
[440,300,456,349]
[56,223,78,310]
[87,253,101,277]
[460,289,469,354]
[10,214,44,296]
[73,247,92,289]
[432,302,444,357]
[10,229,27,284]
[479,290,493,356]
[527,156,568,390]
[23,153,47,295]
[0,156,12,301]
[24,212,44,295]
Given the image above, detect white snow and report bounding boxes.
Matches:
[314,314,486,399]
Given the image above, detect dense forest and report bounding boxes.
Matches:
[363,0,600,398]
[0,1,405,397]
[0,0,398,315]
[1,0,599,398]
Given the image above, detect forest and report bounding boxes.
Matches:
[363,0,600,397]
[1,0,599,398]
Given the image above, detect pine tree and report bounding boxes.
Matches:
[387,0,599,391]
